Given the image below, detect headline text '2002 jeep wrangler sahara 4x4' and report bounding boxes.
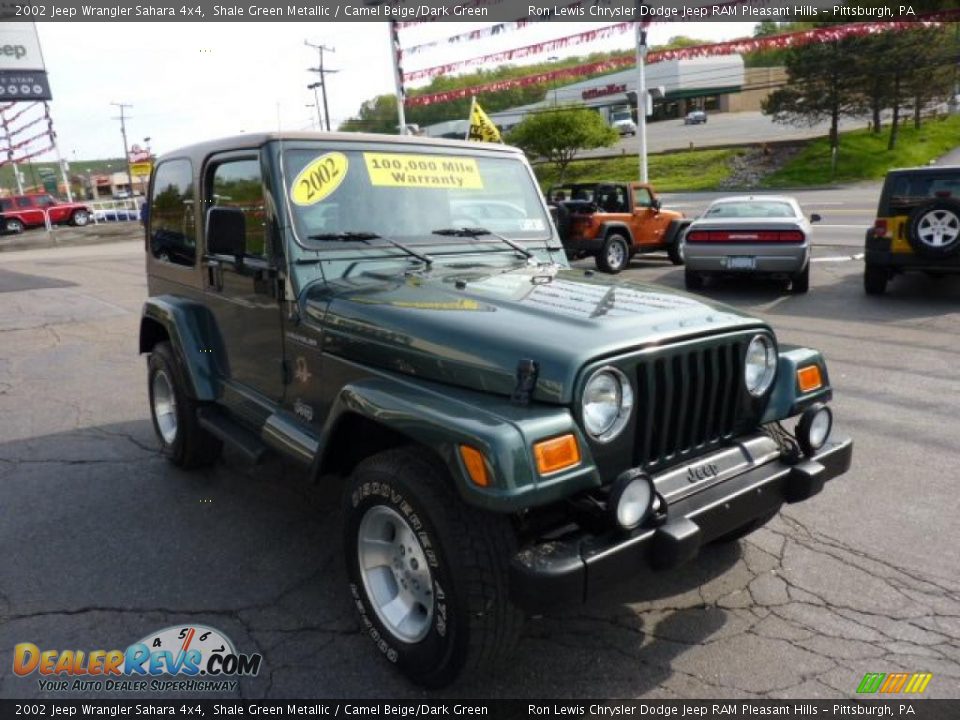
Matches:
[140,133,852,688]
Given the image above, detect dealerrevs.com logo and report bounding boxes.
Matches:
[13,624,262,693]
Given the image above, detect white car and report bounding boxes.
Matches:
[609,111,636,136]
[682,195,821,294]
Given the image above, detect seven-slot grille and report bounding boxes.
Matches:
[634,338,746,470]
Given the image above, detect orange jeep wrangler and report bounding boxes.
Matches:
[549,182,689,274]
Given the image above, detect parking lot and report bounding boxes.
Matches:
[1,189,959,699]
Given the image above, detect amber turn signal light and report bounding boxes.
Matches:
[533,434,581,476]
[797,365,823,393]
[459,445,490,487]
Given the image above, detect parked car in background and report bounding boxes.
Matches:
[682,195,820,293]
[0,194,93,233]
[549,181,689,273]
[684,110,708,125]
[864,165,960,294]
[609,109,637,136]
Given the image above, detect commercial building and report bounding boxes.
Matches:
[423,56,787,138]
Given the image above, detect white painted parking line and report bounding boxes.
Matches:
[811,253,864,263]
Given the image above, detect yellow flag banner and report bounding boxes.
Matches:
[466,99,502,143]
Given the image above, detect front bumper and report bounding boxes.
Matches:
[509,435,852,612]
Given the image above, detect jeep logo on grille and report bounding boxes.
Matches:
[687,462,720,483]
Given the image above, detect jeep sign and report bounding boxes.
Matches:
[0,23,51,101]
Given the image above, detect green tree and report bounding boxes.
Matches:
[506,108,618,183]
[762,37,865,155]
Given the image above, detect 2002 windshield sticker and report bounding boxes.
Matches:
[364,153,484,190]
[290,151,349,206]
[12,624,262,693]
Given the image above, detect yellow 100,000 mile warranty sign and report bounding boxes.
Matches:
[290,152,349,206]
[364,153,484,190]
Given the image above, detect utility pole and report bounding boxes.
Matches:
[635,19,649,183]
[305,40,337,131]
[110,101,134,195]
[388,21,406,134]
[0,106,24,194]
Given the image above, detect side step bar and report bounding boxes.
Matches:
[197,407,268,464]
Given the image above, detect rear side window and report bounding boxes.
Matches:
[0,199,12,211]
[882,171,960,215]
[207,158,268,259]
[150,159,196,267]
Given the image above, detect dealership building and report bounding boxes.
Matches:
[423,55,786,138]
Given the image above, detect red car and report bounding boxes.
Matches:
[0,194,93,233]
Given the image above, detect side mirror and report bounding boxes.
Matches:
[206,207,246,258]
[810,213,822,223]
[653,198,662,212]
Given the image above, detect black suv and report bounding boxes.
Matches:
[864,165,960,294]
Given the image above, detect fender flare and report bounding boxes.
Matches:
[664,218,692,247]
[139,296,227,402]
[762,346,833,424]
[310,375,599,513]
[597,222,635,248]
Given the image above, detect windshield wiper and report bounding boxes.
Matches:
[303,231,433,266]
[432,226,534,260]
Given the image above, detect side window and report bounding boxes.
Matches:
[0,199,12,211]
[16,197,32,208]
[634,188,653,208]
[150,159,196,267]
[208,158,268,259]
[36,196,55,208]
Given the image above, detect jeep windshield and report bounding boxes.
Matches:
[281,146,551,252]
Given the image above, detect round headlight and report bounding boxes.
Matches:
[582,367,633,442]
[744,334,777,397]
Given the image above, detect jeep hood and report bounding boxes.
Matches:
[305,263,764,404]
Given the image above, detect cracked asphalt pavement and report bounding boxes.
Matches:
[1,219,958,700]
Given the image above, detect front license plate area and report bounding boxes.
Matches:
[727,256,756,270]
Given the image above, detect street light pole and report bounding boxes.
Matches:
[635,20,649,183]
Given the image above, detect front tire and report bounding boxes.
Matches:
[667,238,684,266]
[71,209,91,227]
[147,342,222,468]
[863,263,889,295]
[596,233,629,274]
[343,448,522,688]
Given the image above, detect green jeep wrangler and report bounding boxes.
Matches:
[139,132,852,687]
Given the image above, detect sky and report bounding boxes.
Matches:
[31,21,757,161]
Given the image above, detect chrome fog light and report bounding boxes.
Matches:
[609,470,657,530]
[797,403,833,456]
